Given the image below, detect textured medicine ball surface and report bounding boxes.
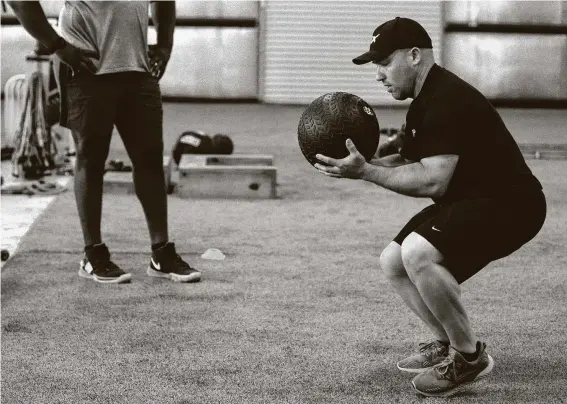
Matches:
[298,92,380,167]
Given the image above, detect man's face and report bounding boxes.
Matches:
[373,49,416,100]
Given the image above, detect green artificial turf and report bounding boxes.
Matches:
[2,104,567,404]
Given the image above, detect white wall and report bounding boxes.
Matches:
[259,1,443,106]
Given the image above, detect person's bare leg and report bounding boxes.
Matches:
[71,127,113,247]
[129,154,169,245]
[401,233,478,353]
[115,75,168,246]
[380,242,449,342]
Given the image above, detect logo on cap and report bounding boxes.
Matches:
[363,106,373,116]
[372,34,380,43]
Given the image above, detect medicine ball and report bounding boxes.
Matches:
[172,131,213,165]
[211,134,234,155]
[297,92,380,167]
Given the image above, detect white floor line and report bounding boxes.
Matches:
[1,160,72,268]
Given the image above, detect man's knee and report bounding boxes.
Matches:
[131,150,163,173]
[126,133,163,168]
[73,130,111,167]
[380,242,407,281]
[400,232,444,277]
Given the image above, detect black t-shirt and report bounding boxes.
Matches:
[401,64,542,205]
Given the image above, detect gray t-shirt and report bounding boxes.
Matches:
[58,1,150,75]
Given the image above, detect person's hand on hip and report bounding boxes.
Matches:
[148,44,172,80]
[55,42,99,75]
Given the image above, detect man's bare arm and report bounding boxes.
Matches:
[150,1,176,48]
[7,1,60,49]
[361,154,459,198]
[369,153,413,168]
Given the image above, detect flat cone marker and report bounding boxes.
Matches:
[201,248,226,260]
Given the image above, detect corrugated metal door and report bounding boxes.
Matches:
[259,1,442,105]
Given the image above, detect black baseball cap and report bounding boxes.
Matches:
[352,17,432,65]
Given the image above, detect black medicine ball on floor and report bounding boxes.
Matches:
[297,92,380,167]
[172,131,213,165]
[211,134,234,155]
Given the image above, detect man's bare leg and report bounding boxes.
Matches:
[71,128,112,247]
[400,233,478,353]
[380,242,449,342]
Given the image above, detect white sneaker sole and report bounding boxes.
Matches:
[397,363,433,374]
[146,266,201,283]
[78,267,132,284]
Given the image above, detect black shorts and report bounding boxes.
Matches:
[393,190,546,284]
[54,61,163,162]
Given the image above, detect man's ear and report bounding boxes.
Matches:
[409,47,421,66]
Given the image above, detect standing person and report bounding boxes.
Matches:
[315,17,546,397]
[8,1,201,284]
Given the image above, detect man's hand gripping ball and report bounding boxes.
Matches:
[314,139,367,179]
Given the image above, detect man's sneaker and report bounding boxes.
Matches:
[397,340,450,373]
[411,342,494,397]
[146,242,201,283]
[78,243,132,284]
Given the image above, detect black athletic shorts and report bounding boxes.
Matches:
[54,61,163,162]
[393,189,546,284]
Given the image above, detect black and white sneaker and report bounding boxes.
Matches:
[147,242,201,283]
[78,243,132,284]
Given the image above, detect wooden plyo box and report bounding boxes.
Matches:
[103,156,174,194]
[519,143,567,160]
[176,154,277,199]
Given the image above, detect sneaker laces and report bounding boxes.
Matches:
[433,351,458,381]
[173,253,191,269]
[419,341,439,352]
[156,243,180,265]
[92,261,120,275]
[159,248,192,270]
[88,246,120,274]
[418,341,447,360]
[106,260,121,272]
